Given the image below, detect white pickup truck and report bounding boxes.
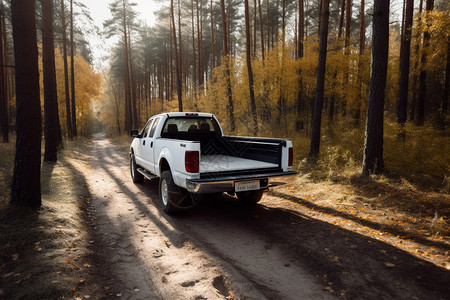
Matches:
[130,112,296,213]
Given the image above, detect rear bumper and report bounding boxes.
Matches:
[185,170,296,193]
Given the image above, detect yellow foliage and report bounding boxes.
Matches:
[39,47,101,137]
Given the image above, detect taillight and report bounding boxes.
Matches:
[185,151,199,173]
[288,147,293,167]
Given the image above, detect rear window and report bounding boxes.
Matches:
[162,117,221,135]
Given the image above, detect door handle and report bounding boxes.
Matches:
[150,141,153,148]
[143,140,146,146]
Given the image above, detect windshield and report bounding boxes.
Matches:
[161,117,221,135]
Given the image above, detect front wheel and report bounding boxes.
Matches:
[159,171,200,214]
[130,153,144,183]
[237,189,264,204]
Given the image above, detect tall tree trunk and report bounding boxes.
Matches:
[282,0,286,44]
[443,37,449,116]
[191,0,197,97]
[220,0,235,133]
[61,0,72,139]
[245,0,258,136]
[309,0,330,158]
[397,0,414,124]
[328,0,346,123]
[197,0,203,86]
[122,0,132,132]
[43,0,62,162]
[342,0,352,118]
[338,0,345,39]
[10,0,41,209]
[317,0,323,36]
[296,0,305,127]
[253,0,257,58]
[267,0,270,51]
[0,2,7,143]
[178,0,183,91]
[258,0,264,61]
[410,0,423,121]
[416,0,434,126]
[362,0,389,175]
[210,0,215,71]
[298,0,304,59]
[171,0,183,111]
[355,0,365,124]
[129,31,138,127]
[70,0,77,137]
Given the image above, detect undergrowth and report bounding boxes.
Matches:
[288,120,449,193]
[0,139,15,211]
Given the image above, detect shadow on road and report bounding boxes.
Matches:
[83,134,450,299]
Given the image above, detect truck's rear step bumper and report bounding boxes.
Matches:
[185,170,296,193]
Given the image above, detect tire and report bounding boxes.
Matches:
[159,171,200,214]
[237,189,264,204]
[130,152,144,183]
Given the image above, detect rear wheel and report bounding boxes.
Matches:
[130,153,144,183]
[237,189,264,204]
[159,171,200,214]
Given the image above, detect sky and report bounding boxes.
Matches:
[77,0,162,70]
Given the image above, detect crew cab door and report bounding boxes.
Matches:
[141,117,160,173]
[134,118,153,168]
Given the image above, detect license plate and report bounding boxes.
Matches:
[235,180,260,192]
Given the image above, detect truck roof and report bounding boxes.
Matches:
[163,112,214,118]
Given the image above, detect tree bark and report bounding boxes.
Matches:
[416,0,434,126]
[191,0,197,97]
[10,0,42,209]
[210,0,215,71]
[171,0,183,112]
[443,37,449,116]
[43,0,62,162]
[338,0,345,39]
[245,0,258,136]
[258,0,264,61]
[410,0,423,121]
[220,0,235,133]
[343,0,352,118]
[362,0,389,175]
[253,0,257,58]
[0,2,7,143]
[129,31,138,127]
[298,0,304,59]
[317,0,323,36]
[309,0,330,158]
[355,0,365,124]
[196,0,203,86]
[70,0,77,137]
[122,0,132,132]
[61,0,73,139]
[397,0,414,124]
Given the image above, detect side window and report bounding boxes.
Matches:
[148,118,160,138]
[145,120,154,137]
[142,119,153,137]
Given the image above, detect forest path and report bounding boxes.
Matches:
[70,133,333,299]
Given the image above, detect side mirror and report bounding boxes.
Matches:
[130,129,141,138]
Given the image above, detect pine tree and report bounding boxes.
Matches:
[43,0,62,162]
[10,0,42,209]
[309,0,330,158]
[362,0,390,175]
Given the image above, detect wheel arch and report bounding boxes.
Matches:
[159,158,171,174]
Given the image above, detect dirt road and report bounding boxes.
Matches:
[70,133,332,299]
[68,134,449,299]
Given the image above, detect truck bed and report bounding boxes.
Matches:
[200,155,278,173]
